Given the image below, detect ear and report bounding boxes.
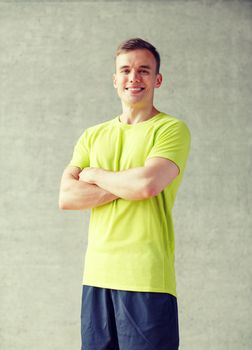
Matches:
[155,73,163,88]
[112,73,117,89]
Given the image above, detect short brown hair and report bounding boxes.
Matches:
[115,38,161,74]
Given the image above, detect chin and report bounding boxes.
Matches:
[123,98,142,105]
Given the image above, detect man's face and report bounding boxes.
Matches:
[113,49,162,107]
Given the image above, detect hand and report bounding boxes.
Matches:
[78,167,98,184]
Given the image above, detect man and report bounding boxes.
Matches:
[59,38,191,350]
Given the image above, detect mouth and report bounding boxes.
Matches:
[125,87,145,92]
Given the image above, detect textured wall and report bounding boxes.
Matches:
[0,1,251,349]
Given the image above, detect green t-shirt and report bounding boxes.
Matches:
[69,112,191,296]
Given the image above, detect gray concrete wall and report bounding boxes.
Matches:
[1,1,251,349]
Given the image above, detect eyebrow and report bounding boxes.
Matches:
[119,65,151,70]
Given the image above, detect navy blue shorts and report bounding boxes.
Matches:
[80,285,179,350]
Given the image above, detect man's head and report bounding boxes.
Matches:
[113,38,162,108]
[115,38,161,74]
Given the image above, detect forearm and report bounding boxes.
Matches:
[59,178,119,210]
[80,166,152,201]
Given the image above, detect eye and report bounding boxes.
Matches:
[139,70,149,74]
[121,69,130,74]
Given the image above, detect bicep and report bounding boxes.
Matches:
[144,157,180,196]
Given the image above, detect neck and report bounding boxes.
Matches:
[119,103,160,125]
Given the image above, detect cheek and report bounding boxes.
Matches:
[119,78,127,89]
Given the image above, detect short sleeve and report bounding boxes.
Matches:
[68,130,90,169]
[146,120,191,174]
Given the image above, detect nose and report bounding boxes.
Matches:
[129,69,140,83]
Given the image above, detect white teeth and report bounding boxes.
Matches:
[126,88,143,91]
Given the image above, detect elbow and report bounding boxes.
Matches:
[142,183,159,199]
[58,193,70,210]
[59,198,67,210]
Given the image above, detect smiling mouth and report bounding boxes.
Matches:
[125,87,145,91]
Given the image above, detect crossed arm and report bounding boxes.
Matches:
[59,157,179,210]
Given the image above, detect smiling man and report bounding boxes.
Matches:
[59,38,191,350]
